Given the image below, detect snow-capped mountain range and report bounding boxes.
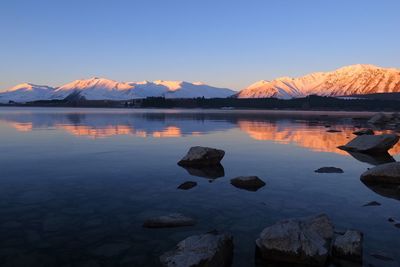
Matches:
[1,64,400,103]
[236,64,400,99]
[0,78,235,103]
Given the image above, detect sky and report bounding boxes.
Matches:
[1,0,399,91]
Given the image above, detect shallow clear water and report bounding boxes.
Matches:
[0,107,399,267]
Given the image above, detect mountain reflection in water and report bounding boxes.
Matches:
[1,109,400,157]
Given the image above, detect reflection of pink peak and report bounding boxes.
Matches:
[152,126,182,138]
[238,120,400,155]
[11,122,33,132]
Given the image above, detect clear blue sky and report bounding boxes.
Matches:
[1,0,399,91]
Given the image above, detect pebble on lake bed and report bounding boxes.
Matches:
[143,213,196,228]
[177,181,197,190]
[315,167,344,173]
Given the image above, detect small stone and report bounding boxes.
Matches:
[353,129,374,136]
[362,201,381,207]
[143,213,196,228]
[315,167,344,173]
[230,176,266,191]
[327,129,342,133]
[177,181,197,190]
[332,230,363,262]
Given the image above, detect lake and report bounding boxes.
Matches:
[0,107,399,267]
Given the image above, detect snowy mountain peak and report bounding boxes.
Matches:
[237,64,400,99]
[7,83,53,92]
[1,78,235,103]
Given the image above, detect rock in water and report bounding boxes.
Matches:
[362,201,381,207]
[255,214,334,266]
[143,214,196,228]
[315,167,344,173]
[230,176,266,191]
[338,134,399,153]
[360,162,400,184]
[353,129,374,136]
[332,230,363,262]
[178,146,225,167]
[160,231,233,267]
[368,113,391,124]
[177,181,197,190]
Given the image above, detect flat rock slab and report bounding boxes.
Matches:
[177,181,197,190]
[315,167,344,173]
[256,214,334,266]
[353,129,374,136]
[178,146,225,167]
[143,214,196,228]
[332,230,363,262]
[360,162,400,184]
[338,134,399,153]
[230,176,266,191]
[160,231,233,267]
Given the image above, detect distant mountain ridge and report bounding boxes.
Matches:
[237,64,400,99]
[0,78,235,103]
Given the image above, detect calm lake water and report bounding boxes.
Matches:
[0,107,399,267]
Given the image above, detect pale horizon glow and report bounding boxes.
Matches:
[1,0,399,91]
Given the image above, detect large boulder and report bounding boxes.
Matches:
[360,162,400,184]
[332,230,363,262]
[338,134,399,154]
[160,231,233,267]
[255,214,334,266]
[143,214,196,228]
[230,176,266,191]
[178,146,225,167]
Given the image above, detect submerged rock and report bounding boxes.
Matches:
[143,214,196,228]
[315,167,344,173]
[370,252,395,261]
[368,113,391,124]
[362,201,381,207]
[230,176,266,191]
[178,146,225,167]
[327,129,342,133]
[255,214,334,266]
[360,162,400,184]
[332,230,363,262]
[177,181,197,190]
[388,217,400,228]
[160,231,233,267]
[353,129,374,136]
[338,134,399,153]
